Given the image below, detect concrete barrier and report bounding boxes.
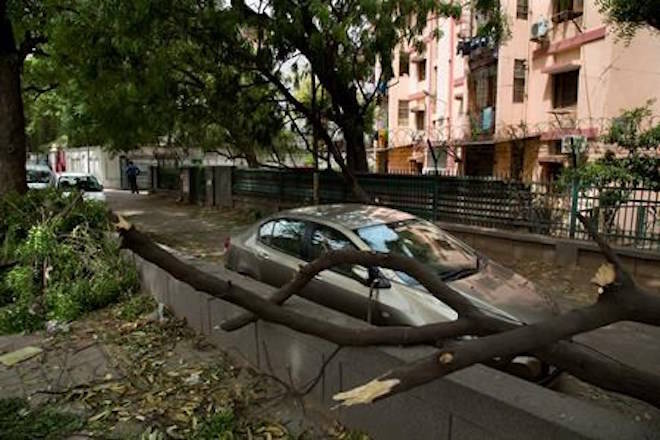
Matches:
[438,222,660,293]
[129,251,658,440]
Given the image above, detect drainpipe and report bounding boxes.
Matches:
[447,18,456,169]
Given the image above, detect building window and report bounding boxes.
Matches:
[470,64,497,112]
[552,0,583,23]
[513,59,526,103]
[415,111,425,130]
[398,100,409,126]
[516,0,528,19]
[399,51,409,76]
[417,61,426,81]
[553,69,579,108]
[456,96,464,114]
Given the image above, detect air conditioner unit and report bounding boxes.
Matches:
[530,19,549,42]
[560,135,587,154]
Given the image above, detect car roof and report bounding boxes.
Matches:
[280,204,415,230]
[58,173,95,178]
[26,164,52,171]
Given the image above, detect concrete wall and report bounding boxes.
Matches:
[129,250,657,440]
[63,146,122,189]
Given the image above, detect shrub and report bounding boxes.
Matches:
[0,190,139,334]
[0,397,84,439]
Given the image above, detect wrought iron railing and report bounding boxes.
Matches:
[230,168,660,251]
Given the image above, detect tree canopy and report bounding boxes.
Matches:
[3,0,507,195]
[596,0,660,39]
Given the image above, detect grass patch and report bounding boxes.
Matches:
[193,409,238,440]
[0,398,84,440]
[115,294,157,321]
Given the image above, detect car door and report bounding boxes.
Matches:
[302,223,388,324]
[252,218,308,288]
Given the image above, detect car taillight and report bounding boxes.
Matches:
[223,236,231,251]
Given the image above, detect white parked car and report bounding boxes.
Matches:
[26,164,56,189]
[56,173,107,202]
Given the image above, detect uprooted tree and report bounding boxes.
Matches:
[115,214,660,409]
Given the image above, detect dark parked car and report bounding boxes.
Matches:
[226,204,559,380]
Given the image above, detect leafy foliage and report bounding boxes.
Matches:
[0,189,139,333]
[559,102,660,234]
[561,101,660,190]
[0,397,84,440]
[10,0,505,175]
[193,409,238,440]
[596,0,660,40]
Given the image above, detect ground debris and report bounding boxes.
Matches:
[0,346,43,366]
[6,294,358,438]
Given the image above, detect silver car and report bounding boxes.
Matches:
[226,204,559,378]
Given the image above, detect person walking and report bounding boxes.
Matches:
[126,161,140,194]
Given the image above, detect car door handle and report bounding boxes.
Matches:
[258,251,270,260]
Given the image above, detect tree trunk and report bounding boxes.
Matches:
[244,149,260,168]
[0,4,27,196]
[343,120,369,173]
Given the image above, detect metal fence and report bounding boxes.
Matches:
[231,168,660,251]
[156,167,181,191]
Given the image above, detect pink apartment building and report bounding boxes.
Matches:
[378,0,660,181]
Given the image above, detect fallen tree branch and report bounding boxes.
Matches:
[116,222,479,346]
[221,249,485,331]
[115,218,660,409]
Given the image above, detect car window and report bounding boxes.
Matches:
[27,169,52,184]
[58,176,103,192]
[258,221,275,245]
[309,225,355,258]
[356,219,477,285]
[308,224,369,283]
[269,219,306,257]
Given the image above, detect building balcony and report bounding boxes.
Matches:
[467,107,496,141]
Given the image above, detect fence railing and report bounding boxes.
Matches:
[230,168,660,251]
[156,167,181,191]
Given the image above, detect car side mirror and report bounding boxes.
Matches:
[354,266,390,289]
[371,276,391,289]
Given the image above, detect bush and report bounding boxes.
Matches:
[0,190,139,334]
[0,397,84,439]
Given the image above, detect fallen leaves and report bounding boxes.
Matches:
[40,298,297,439]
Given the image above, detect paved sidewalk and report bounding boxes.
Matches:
[0,333,117,405]
[0,299,341,438]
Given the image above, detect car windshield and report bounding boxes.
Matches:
[58,175,103,192]
[355,219,478,285]
[27,169,51,184]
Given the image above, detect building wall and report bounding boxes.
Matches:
[387,45,431,148]
[488,0,660,180]
[63,146,122,189]
[381,1,660,179]
[524,1,660,128]
[385,15,463,171]
[493,143,512,176]
[386,146,415,173]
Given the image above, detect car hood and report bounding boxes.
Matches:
[448,260,558,324]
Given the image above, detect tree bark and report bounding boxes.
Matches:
[342,116,369,173]
[0,2,27,196]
